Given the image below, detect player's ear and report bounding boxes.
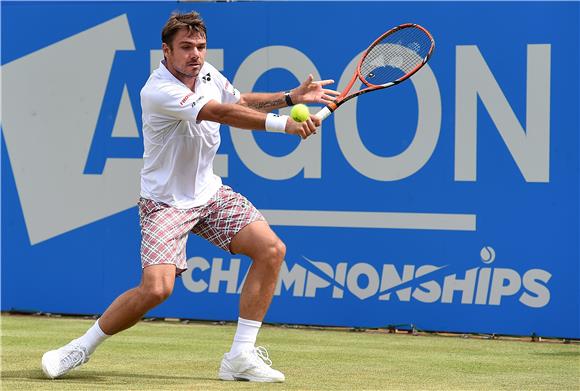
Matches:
[162,42,170,57]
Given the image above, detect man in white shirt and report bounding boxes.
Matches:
[42,11,339,383]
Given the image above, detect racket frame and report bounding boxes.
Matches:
[315,23,435,120]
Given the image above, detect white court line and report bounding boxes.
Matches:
[260,210,476,231]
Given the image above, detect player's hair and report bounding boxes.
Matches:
[162,11,207,47]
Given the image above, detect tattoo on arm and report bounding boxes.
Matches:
[244,97,286,111]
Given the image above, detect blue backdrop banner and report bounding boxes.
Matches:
[1,1,579,338]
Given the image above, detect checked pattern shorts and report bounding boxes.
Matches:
[138,186,265,274]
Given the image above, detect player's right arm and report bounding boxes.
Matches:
[143,82,318,139]
[198,99,319,140]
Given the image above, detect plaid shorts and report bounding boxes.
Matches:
[138,186,265,274]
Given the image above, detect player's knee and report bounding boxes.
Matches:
[144,285,173,305]
[265,239,286,268]
[276,240,287,260]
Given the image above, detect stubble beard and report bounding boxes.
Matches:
[175,66,197,79]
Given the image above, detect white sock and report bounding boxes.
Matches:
[228,317,262,357]
[70,319,110,355]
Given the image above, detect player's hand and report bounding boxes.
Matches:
[290,74,340,105]
[285,114,321,139]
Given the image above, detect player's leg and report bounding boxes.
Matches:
[219,220,286,382]
[192,186,286,382]
[230,220,285,322]
[42,198,195,379]
[186,186,285,382]
[41,264,176,379]
[98,263,176,334]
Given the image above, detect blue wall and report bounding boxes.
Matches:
[2,1,579,338]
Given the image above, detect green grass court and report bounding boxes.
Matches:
[1,314,578,390]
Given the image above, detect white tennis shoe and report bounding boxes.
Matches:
[218,346,285,382]
[41,343,90,379]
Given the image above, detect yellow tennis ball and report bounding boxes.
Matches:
[290,104,310,122]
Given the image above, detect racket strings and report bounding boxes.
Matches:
[360,27,432,86]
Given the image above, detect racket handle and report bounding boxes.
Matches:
[315,106,333,121]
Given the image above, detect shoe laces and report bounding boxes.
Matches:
[253,346,273,367]
[59,345,87,371]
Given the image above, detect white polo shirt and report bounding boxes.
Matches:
[140,61,240,208]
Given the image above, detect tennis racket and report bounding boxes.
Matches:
[315,23,435,120]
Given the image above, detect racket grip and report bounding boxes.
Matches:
[315,106,333,121]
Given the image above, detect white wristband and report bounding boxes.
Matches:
[265,113,288,133]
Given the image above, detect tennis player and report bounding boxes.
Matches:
[41,11,338,383]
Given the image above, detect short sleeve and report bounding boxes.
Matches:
[206,66,240,105]
[221,78,241,104]
[144,82,210,122]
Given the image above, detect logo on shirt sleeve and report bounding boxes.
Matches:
[179,92,194,106]
[192,96,205,107]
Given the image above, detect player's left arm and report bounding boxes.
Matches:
[238,74,340,112]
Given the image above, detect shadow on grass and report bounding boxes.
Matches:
[1,369,220,384]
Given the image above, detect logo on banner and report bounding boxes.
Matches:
[181,246,552,309]
[1,12,553,245]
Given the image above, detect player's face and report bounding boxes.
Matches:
[163,29,207,80]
